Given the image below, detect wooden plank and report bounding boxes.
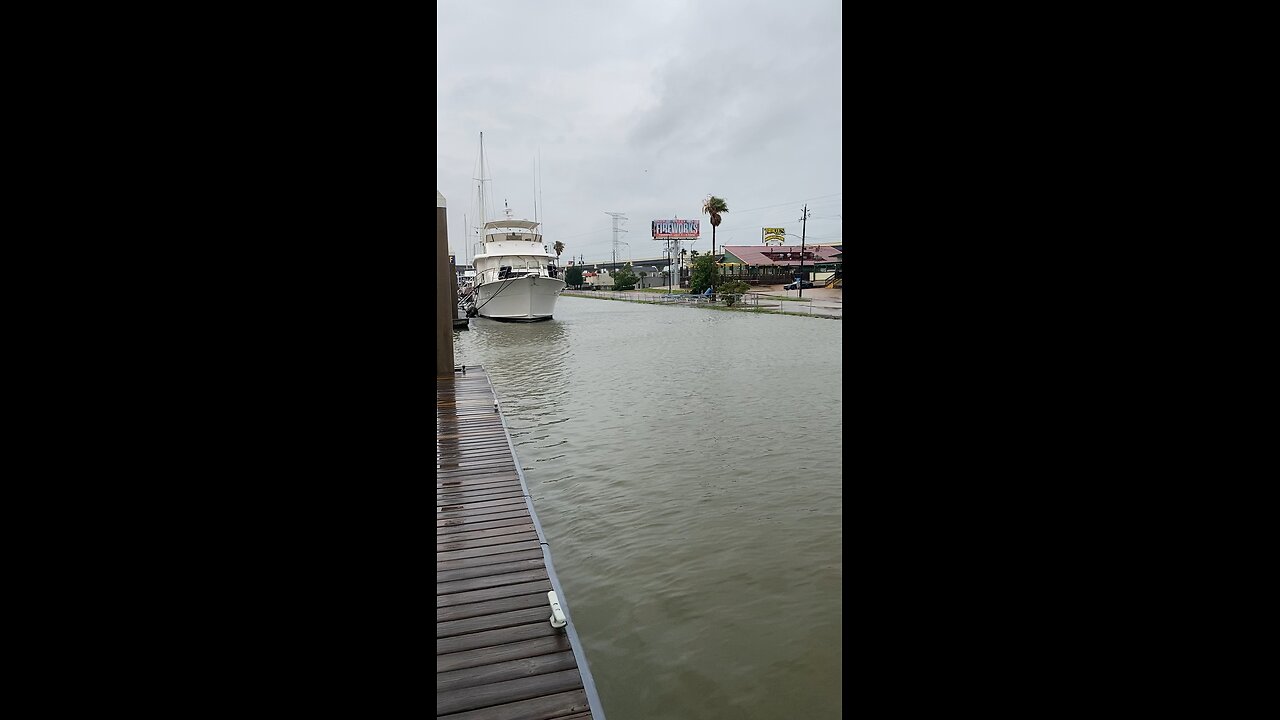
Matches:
[437,568,549,596]
[438,497,529,513]
[436,460,517,472]
[439,523,536,545]
[438,433,506,443]
[436,457,517,470]
[437,427,506,434]
[438,502,527,517]
[436,443,513,454]
[437,557,546,583]
[437,476,519,487]
[437,480,523,496]
[437,432,508,440]
[436,591,551,622]
[436,438,508,445]
[438,530,538,553]
[437,606,550,638]
[437,689,590,720]
[437,508,531,528]
[438,515,536,536]
[437,506,531,523]
[438,689,589,720]
[437,507,530,523]
[436,547,545,573]
[436,668,584,716]
[436,464,519,477]
[437,479,522,491]
[437,634,575,673]
[436,464,516,477]
[438,487,527,502]
[437,450,511,459]
[437,475,521,489]
[438,579,553,608]
[437,472,520,484]
[436,433,509,441]
[436,621,558,655]
[437,490,527,506]
[438,539,542,563]
[437,651,580,694]
[437,461,516,472]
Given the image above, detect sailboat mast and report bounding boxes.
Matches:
[477,132,486,237]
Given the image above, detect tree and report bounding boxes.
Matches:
[702,196,728,297]
[565,266,584,288]
[553,240,564,258]
[690,255,716,294]
[613,263,638,291]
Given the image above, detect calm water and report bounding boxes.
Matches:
[451,296,843,720]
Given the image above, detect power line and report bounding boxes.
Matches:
[723,192,843,216]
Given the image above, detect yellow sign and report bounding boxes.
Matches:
[762,227,785,244]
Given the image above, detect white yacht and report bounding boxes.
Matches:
[472,204,565,322]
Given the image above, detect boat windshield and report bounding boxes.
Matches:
[481,255,559,283]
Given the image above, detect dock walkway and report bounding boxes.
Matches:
[437,366,601,719]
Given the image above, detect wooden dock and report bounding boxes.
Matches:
[438,366,602,720]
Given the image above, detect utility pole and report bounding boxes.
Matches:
[604,211,627,272]
[671,238,680,292]
[798,204,810,298]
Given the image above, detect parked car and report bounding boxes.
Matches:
[783,280,814,290]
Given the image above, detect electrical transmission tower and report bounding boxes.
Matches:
[604,211,628,270]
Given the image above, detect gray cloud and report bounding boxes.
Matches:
[437,0,841,264]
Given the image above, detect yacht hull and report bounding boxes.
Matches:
[475,275,565,322]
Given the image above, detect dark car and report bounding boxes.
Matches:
[783,280,814,290]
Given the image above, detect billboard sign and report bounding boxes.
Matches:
[762,227,786,245]
[652,219,700,239]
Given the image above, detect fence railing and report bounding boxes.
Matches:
[560,289,823,314]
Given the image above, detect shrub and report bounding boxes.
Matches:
[718,279,750,305]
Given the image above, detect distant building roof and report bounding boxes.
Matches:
[721,245,842,267]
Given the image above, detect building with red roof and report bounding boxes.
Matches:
[719,244,842,283]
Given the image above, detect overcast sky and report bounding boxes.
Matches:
[437,0,842,265]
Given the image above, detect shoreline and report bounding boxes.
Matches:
[560,285,842,319]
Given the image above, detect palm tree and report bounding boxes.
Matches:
[702,195,728,298]
[553,240,564,258]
